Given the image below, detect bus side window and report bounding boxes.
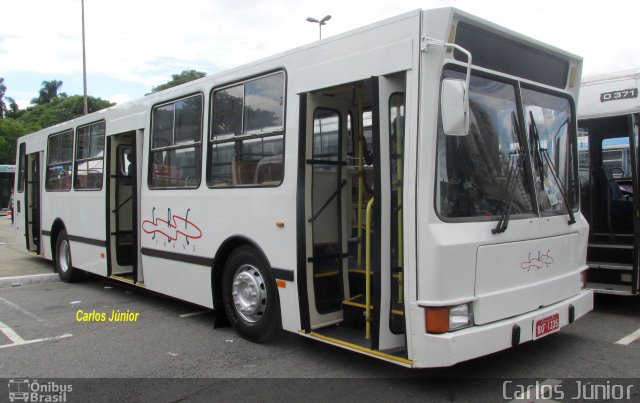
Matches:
[208,71,285,187]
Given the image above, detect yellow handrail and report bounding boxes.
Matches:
[365,197,374,339]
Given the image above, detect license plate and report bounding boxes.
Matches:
[533,312,560,339]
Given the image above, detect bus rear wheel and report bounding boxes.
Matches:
[221,246,279,342]
[55,230,80,283]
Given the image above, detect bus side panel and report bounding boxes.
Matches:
[141,257,214,308]
[68,243,108,276]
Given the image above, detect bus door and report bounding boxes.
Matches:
[301,74,407,354]
[372,75,406,351]
[583,115,639,294]
[107,131,140,283]
[303,94,350,329]
[25,152,41,253]
[631,114,640,294]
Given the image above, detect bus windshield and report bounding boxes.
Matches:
[522,88,578,215]
[436,71,534,220]
[436,70,578,222]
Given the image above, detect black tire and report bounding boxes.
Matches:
[55,230,80,283]
[221,246,280,342]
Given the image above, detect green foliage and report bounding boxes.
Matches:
[0,77,114,164]
[0,119,33,164]
[31,80,65,105]
[18,95,113,129]
[0,77,7,119]
[151,70,206,93]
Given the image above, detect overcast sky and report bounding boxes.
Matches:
[2,0,639,108]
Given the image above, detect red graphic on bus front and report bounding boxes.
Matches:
[142,207,202,244]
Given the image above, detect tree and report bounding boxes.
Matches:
[150,70,206,93]
[31,80,66,105]
[0,78,20,119]
[0,77,7,118]
[5,97,21,119]
[0,118,33,164]
[19,95,113,129]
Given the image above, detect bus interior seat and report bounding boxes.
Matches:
[232,154,259,185]
[254,155,283,184]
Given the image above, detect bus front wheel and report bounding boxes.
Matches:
[221,246,280,342]
[55,230,80,283]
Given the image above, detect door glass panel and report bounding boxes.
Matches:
[311,108,343,313]
[389,93,405,334]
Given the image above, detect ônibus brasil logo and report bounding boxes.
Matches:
[8,379,72,402]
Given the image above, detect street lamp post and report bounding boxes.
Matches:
[81,0,88,115]
[306,15,331,40]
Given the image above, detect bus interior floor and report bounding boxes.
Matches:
[314,324,408,358]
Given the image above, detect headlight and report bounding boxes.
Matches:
[449,303,473,330]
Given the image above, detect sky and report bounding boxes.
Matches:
[1,0,640,109]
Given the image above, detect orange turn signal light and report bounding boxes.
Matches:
[425,307,449,334]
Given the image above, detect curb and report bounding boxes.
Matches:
[0,273,60,288]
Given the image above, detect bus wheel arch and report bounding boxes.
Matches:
[50,219,66,263]
[50,220,80,282]
[214,237,281,342]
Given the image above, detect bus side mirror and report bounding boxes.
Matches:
[441,78,469,136]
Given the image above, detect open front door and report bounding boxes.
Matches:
[372,75,406,351]
[303,94,350,329]
[582,114,639,294]
[631,114,640,294]
[299,74,408,358]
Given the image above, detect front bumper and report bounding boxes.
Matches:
[408,289,593,368]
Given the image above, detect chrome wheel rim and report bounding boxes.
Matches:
[231,264,267,323]
[58,239,70,273]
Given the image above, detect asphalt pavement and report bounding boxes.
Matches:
[0,217,58,287]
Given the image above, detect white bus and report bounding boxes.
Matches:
[13,8,592,367]
[577,69,640,295]
[0,164,15,216]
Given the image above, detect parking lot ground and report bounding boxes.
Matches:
[0,217,54,281]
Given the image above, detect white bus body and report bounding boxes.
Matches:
[14,8,592,367]
[577,69,640,295]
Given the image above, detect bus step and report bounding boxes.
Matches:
[314,270,339,279]
[588,243,633,250]
[342,294,370,329]
[587,262,633,271]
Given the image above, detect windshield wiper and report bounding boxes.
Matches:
[492,152,522,234]
[529,112,576,225]
[493,112,522,234]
